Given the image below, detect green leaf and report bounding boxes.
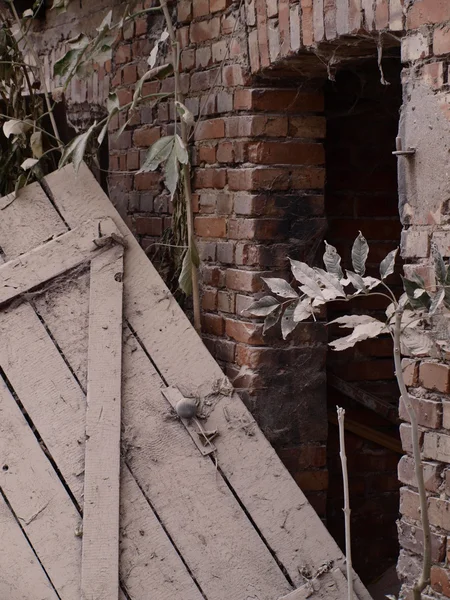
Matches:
[380,248,398,279]
[175,135,188,165]
[30,131,44,158]
[429,288,445,315]
[431,241,446,284]
[164,144,179,197]
[138,136,175,172]
[263,305,282,334]
[329,315,387,351]
[51,0,70,14]
[175,101,195,127]
[23,9,34,18]
[106,92,120,114]
[402,276,431,310]
[281,301,299,340]
[131,64,173,112]
[178,244,198,296]
[245,296,280,317]
[323,241,343,279]
[59,121,97,172]
[262,277,298,299]
[351,231,369,276]
[148,29,169,68]
[290,259,323,298]
[314,267,346,298]
[294,298,313,322]
[97,122,108,146]
[21,158,38,170]
[345,270,366,292]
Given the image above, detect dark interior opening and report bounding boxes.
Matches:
[323,54,403,587]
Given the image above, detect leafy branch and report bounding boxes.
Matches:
[246,232,450,600]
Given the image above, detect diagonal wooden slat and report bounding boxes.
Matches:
[0,378,82,599]
[0,216,120,306]
[43,162,372,600]
[81,245,124,600]
[0,492,60,600]
[0,297,204,600]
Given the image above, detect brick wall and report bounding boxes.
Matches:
[32,0,450,592]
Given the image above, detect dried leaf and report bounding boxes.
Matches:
[23,9,34,18]
[290,259,323,298]
[351,231,369,276]
[131,63,173,112]
[329,316,386,351]
[244,296,280,317]
[3,119,32,138]
[362,276,381,290]
[20,158,38,170]
[175,101,195,127]
[262,277,298,299]
[96,9,112,33]
[175,134,188,164]
[263,305,282,334]
[380,248,398,279]
[59,121,96,172]
[323,241,344,278]
[431,241,446,284]
[164,144,179,197]
[429,288,445,315]
[30,131,43,158]
[138,136,175,172]
[314,267,346,298]
[401,328,434,358]
[52,86,64,103]
[281,301,299,340]
[148,29,169,68]
[346,270,366,292]
[402,276,431,310]
[106,92,120,114]
[293,298,313,322]
[51,0,70,14]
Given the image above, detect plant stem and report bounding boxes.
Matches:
[393,309,431,600]
[7,1,62,150]
[160,0,201,333]
[337,407,354,600]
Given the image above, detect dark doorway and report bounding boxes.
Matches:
[324,54,403,585]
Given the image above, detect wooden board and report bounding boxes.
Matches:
[0,493,60,600]
[81,246,124,600]
[279,569,358,600]
[42,163,371,600]
[0,216,120,306]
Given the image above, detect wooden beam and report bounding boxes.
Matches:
[0,216,121,306]
[328,412,403,454]
[328,374,398,424]
[81,246,124,600]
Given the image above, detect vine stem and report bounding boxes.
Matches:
[393,308,431,600]
[7,1,62,150]
[160,0,201,333]
[337,407,354,600]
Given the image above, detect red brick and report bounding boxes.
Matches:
[248,28,260,73]
[222,12,237,34]
[115,44,131,64]
[194,217,227,238]
[398,456,443,492]
[420,361,450,393]
[134,172,161,190]
[210,0,232,11]
[190,18,221,43]
[217,290,235,313]
[122,64,137,85]
[198,144,217,164]
[194,118,225,140]
[225,268,264,293]
[215,339,236,362]
[202,265,226,287]
[398,519,446,562]
[402,358,419,386]
[177,0,192,22]
[222,64,247,87]
[135,17,147,36]
[117,88,133,106]
[190,68,221,91]
[401,31,430,62]
[202,313,224,336]
[234,88,324,112]
[432,566,450,597]
[216,142,234,163]
[228,167,290,191]
[133,126,160,147]
[246,141,325,165]
[228,218,286,240]
[181,48,195,71]
[301,0,313,46]
[399,395,442,429]
[134,217,163,236]
[288,116,327,138]
[400,423,424,454]
[177,26,190,48]
[201,289,218,311]
[193,0,209,17]
[407,0,450,29]
[224,115,289,138]
[127,150,140,171]
[194,168,227,188]
[422,61,445,89]
[224,318,264,344]
[295,470,329,491]
[434,26,450,55]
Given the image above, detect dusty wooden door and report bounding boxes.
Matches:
[0,165,372,600]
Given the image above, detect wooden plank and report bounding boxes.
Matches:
[328,412,403,454]
[328,374,398,424]
[33,273,293,600]
[44,163,372,600]
[0,378,82,599]
[0,216,120,306]
[0,493,60,600]
[0,298,204,600]
[82,246,124,600]
[0,179,67,258]
[279,569,359,600]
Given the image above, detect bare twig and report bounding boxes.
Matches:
[337,407,354,600]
